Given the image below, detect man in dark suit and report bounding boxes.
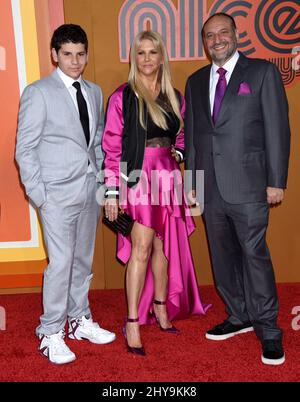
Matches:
[185,13,290,365]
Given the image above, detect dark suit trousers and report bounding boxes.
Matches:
[203,178,282,341]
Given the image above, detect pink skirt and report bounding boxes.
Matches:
[117,147,210,324]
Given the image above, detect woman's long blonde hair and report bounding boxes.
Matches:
[128,30,183,131]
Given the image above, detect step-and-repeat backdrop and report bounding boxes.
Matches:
[0,0,64,288]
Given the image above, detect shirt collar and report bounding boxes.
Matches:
[57,67,83,89]
[212,50,240,76]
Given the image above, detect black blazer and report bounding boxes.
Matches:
[185,52,291,204]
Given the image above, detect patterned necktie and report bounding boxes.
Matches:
[73,81,90,146]
[212,67,227,125]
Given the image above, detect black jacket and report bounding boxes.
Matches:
[102,83,185,197]
[185,53,290,204]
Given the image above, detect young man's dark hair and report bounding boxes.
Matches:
[50,24,88,52]
[201,12,237,38]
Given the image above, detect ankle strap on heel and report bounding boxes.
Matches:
[153,300,166,305]
[127,317,139,323]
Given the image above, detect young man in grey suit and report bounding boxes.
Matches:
[16,24,115,364]
[185,13,290,365]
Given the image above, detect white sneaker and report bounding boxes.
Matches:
[39,329,76,365]
[68,315,116,344]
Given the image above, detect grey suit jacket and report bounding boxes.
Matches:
[185,52,291,204]
[16,70,104,207]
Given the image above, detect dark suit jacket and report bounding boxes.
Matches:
[185,52,291,204]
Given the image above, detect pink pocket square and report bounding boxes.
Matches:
[238,82,252,95]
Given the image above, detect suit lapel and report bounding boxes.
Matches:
[51,70,79,122]
[192,65,212,125]
[215,53,249,127]
[201,66,214,126]
[51,70,90,149]
[83,81,97,150]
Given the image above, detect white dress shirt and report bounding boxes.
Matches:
[209,51,240,114]
[57,67,93,172]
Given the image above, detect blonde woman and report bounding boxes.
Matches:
[102,31,209,356]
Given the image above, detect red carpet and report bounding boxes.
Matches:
[0,284,299,382]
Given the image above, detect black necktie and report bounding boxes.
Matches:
[73,81,90,146]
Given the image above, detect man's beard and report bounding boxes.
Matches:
[210,41,237,65]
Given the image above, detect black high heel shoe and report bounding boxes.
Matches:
[152,300,180,334]
[122,318,146,356]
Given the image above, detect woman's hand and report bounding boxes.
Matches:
[171,146,181,163]
[104,198,119,221]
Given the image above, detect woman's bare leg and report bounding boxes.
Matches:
[151,236,172,329]
[125,222,154,347]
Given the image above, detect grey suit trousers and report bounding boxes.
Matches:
[36,173,100,336]
[203,176,282,341]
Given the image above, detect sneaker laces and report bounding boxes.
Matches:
[47,330,72,354]
[78,317,104,335]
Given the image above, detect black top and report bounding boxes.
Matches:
[146,93,180,140]
[104,83,184,193]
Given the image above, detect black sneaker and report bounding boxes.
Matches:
[205,320,254,340]
[261,340,285,365]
